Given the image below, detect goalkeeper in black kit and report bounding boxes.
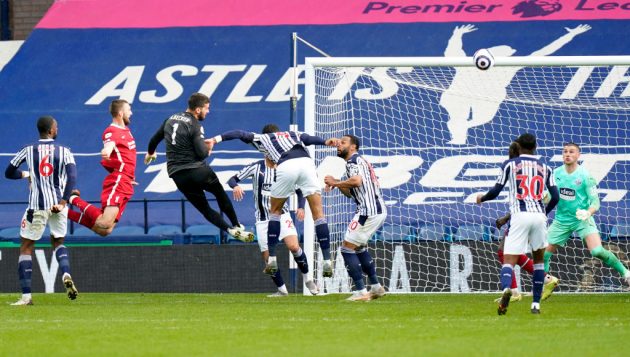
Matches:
[145,92,253,241]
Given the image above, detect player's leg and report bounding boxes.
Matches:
[294,158,333,276]
[172,169,232,232]
[498,213,528,315]
[265,196,288,273]
[304,193,333,277]
[92,206,120,236]
[14,238,35,306]
[584,231,630,282]
[341,240,371,301]
[49,208,78,300]
[529,213,548,314]
[354,214,386,299]
[280,213,319,295]
[256,220,288,296]
[497,233,521,297]
[203,168,241,228]
[67,190,101,229]
[530,248,545,314]
[12,209,45,306]
[541,220,572,301]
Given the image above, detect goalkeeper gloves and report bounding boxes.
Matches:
[144,153,157,165]
[576,209,592,221]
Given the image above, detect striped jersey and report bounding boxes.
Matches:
[10,139,75,210]
[251,131,310,164]
[232,160,288,222]
[344,153,385,216]
[101,124,136,180]
[493,154,556,214]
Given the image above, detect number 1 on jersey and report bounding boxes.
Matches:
[171,123,179,145]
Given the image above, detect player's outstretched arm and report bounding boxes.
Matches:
[476,183,504,204]
[212,130,255,145]
[299,133,339,147]
[146,119,167,164]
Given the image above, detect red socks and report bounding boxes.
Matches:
[67,197,101,229]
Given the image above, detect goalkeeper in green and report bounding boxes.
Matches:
[543,142,630,299]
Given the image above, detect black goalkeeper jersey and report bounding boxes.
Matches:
[148,112,209,177]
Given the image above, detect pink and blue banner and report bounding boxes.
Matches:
[0,0,628,229]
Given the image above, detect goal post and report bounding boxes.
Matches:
[303,55,630,295]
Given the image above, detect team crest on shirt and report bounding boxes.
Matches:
[574,178,582,186]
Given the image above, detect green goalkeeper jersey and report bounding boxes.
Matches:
[553,165,600,224]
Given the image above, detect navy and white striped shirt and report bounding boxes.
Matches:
[482,154,558,215]
[8,139,76,210]
[345,153,385,216]
[219,130,326,165]
[227,160,304,222]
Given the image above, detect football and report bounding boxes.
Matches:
[473,48,495,70]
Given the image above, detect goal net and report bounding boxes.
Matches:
[303,56,630,294]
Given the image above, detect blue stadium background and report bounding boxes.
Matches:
[0,2,628,235]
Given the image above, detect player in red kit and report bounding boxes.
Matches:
[65,99,136,236]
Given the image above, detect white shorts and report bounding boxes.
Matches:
[271,157,320,198]
[20,207,68,241]
[255,212,298,252]
[345,213,387,247]
[503,211,548,255]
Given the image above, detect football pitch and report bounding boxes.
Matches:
[1,293,629,356]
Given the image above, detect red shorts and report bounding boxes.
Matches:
[101,173,134,221]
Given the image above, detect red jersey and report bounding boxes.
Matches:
[101,124,136,180]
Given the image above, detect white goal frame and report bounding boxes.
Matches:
[302,55,630,295]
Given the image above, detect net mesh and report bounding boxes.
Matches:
[307,62,630,293]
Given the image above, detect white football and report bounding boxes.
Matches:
[473,48,495,70]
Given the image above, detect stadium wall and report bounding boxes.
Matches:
[1,240,628,293]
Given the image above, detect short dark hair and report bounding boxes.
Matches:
[563,142,580,151]
[262,123,280,134]
[344,134,360,151]
[508,141,520,159]
[37,116,56,135]
[188,93,210,110]
[515,133,537,151]
[109,99,128,117]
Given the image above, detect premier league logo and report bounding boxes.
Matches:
[512,0,562,18]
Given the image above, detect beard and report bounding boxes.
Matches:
[123,116,131,126]
[337,148,347,159]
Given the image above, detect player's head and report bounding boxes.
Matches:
[515,133,536,154]
[562,142,580,165]
[110,99,132,125]
[337,134,360,160]
[37,115,57,139]
[508,141,520,159]
[187,93,210,121]
[262,123,280,134]
[488,45,516,57]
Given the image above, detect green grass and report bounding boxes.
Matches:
[1,293,629,356]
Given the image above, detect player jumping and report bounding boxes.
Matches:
[66,99,136,236]
[209,124,339,277]
[228,156,320,297]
